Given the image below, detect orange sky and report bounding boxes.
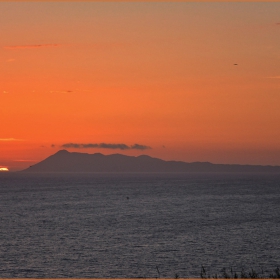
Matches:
[1,2,280,171]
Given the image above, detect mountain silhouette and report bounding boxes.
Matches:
[22,150,280,173]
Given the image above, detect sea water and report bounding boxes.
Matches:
[0,172,280,278]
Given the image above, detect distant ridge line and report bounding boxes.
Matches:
[21,150,280,173]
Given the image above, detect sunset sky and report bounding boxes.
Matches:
[1,1,280,171]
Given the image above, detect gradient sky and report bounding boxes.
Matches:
[1,2,280,171]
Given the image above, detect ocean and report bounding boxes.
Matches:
[0,172,280,278]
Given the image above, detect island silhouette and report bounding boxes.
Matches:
[22,150,280,173]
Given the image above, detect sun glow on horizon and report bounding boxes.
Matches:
[1,2,280,168]
[0,167,9,172]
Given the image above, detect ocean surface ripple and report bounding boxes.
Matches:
[0,172,280,278]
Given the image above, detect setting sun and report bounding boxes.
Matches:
[0,167,9,172]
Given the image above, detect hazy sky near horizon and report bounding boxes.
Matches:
[1,2,280,171]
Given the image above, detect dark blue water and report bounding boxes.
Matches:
[0,172,280,278]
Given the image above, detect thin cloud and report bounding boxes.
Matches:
[61,143,151,150]
[13,159,38,162]
[49,90,73,94]
[266,76,280,79]
[99,143,129,150]
[131,144,152,150]
[0,138,24,141]
[62,143,98,149]
[4,44,61,50]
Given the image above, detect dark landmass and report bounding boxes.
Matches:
[21,150,280,173]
